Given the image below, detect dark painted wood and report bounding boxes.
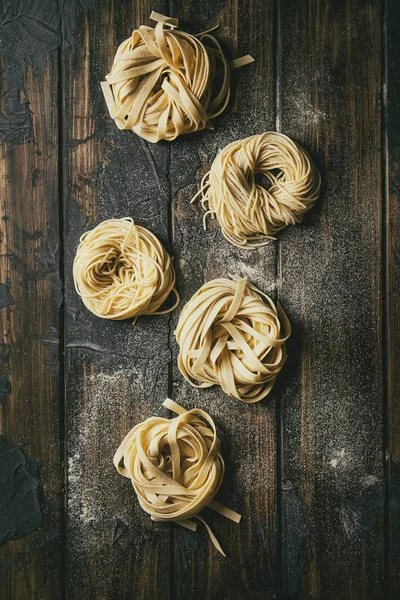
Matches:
[1,0,399,598]
[278,1,385,598]
[63,1,172,599]
[385,1,400,598]
[0,3,62,598]
[168,1,278,598]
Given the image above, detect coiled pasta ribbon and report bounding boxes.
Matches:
[114,398,241,556]
[73,217,179,320]
[101,12,254,142]
[175,276,290,402]
[193,132,321,248]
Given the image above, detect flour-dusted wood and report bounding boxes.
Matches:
[168,1,278,597]
[278,0,385,597]
[63,1,172,598]
[0,0,398,598]
[386,1,400,596]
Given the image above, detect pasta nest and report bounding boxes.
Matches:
[175,277,291,403]
[194,132,321,248]
[114,399,240,555]
[101,17,231,142]
[73,217,179,320]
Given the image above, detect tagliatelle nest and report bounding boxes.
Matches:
[114,398,241,556]
[175,276,291,402]
[101,12,254,142]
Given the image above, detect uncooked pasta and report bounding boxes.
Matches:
[73,217,179,320]
[114,398,241,556]
[101,12,254,142]
[175,276,290,403]
[193,132,321,248]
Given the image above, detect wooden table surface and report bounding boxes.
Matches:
[0,0,399,598]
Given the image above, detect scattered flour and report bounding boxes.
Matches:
[329,448,347,469]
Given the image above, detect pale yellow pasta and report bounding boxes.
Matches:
[101,12,254,142]
[114,398,241,556]
[73,217,179,320]
[193,132,321,248]
[175,277,291,403]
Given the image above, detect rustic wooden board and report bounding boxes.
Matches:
[1,0,399,598]
[0,2,62,598]
[63,1,172,598]
[168,1,278,598]
[278,1,385,598]
[386,1,400,597]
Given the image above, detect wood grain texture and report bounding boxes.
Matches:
[0,16,62,600]
[1,0,399,597]
[385,1,400,597]
[63,2,172,598]
[168,1,278,598]
[278,0,384,598]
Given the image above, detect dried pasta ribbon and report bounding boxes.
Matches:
[73,217,179,320]
[114,398,241,556]
[175,276,291,403]
[101,12,254,142]
[193,132,321,248]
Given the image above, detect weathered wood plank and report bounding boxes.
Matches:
[63,1,172,598]
[385,1,400,597]
[278,1,384,598]
[0,3,62,597]
[168,1,277,597]
[0,0,394,597]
